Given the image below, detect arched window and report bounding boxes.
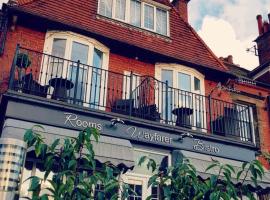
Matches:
[155,64,205,129]
[42,31,109,109]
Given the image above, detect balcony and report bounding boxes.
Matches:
[5,46,255,143]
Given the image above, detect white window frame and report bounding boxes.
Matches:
[122,71,141,100]
[42,31,110,110]
[235,102,256,144]
[121,148,171,199]
[20,162,54,199]
[155,63,206,130]
[98,0,170,36]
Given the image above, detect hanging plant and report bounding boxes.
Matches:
[16,53,31,68]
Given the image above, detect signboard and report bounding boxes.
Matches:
[5,100,256,162]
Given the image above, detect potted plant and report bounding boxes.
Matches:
[15,53,32,90]
[16,52,31,69]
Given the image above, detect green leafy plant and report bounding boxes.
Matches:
[140,156,265,200]
[16,52,32,68]
[22,125,130,200]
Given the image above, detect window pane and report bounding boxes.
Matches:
[115,0,126,20]
[156,8,167,35]
[93,48,103,68]
[71,42,89,64]
[151,186,160,200]
[178,73,191,91]
[130,0,141,27]
[144,4,154,30]
[161,69,172,87]
[128,184,142,199]
[99,0,113,18]
[49,39,66,78]
[90,48,104,108]
[52,38,66,58]
[68,42,89,104]
[194,77,200,91]
[161,69,173,122]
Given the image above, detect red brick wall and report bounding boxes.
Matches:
[0,26,45,92]
[109,53,155,75]
[234,83,270,169]
[106,53,155,108]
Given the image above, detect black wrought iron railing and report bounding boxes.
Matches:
[7,46,255,143]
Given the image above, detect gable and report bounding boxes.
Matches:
[13,0,228,72]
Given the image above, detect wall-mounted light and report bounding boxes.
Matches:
[110,118,125,127]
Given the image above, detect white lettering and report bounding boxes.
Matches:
[126,126,172,144]
[64,113,102,131]
[193,139,220,154]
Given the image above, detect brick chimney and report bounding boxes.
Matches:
[255,14,270,65]
[172,0,191,22]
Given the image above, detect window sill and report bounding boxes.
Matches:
[96,14,172,43]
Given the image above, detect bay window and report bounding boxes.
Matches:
[98,0,169,36]
[156,64,205,129]
[42,31,109,109]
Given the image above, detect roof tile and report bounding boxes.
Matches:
[15,0,228,72]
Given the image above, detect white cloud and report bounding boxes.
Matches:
[221,0,270,39]
[189,0,270,70]
[197,16,258,70]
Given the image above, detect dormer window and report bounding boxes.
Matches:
[98,0,170,36]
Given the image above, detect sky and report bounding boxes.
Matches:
[189,0,270,70]
[1,0,269,70]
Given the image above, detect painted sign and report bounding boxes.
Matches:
[5,100,256,162]
[126,126,173,144]
[64,113,102,131]
[193,139,220,154]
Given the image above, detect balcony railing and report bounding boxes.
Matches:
[7,46,255,143]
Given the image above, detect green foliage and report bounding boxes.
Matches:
[141,156,265,200]
[22,125,265,200]
[22,126,130,200]
[16,52,32,68]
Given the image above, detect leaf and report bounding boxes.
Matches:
[35,141,42,157]
[29,176,40,191]
[242,162,248,170]
[205,163,218,172]
[224,164,235,173]
[40,143,47,158]
[40,194,49,200]
[50,139,60,151]
[92,128,100,142]
[68,159,77,169]
[148,175,158,188]
[138,156,147,166]
[236,170,243,181]
[253,160,264,174]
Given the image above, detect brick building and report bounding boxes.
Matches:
[0,0,270,199]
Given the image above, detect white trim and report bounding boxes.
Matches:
[42,31,110,110]
[155,63,206,130]
[252,65,270,80]
[122,148,171,199]
[142,0,170,10]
